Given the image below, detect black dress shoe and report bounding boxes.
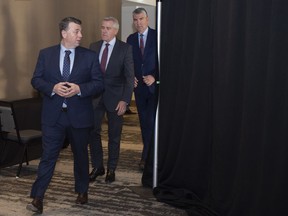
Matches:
[26,198,43,214]
[75,192,88,204]
[89,167,105,182]
[105,169,115,183]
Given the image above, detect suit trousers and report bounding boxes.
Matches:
[90,103,123,171]
[135,88,157,161]
[30,111,90,199]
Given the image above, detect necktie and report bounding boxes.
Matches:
[139,34,144,56]
[63,50,71,107]
[63,50,71,81]
[100,43,109,73]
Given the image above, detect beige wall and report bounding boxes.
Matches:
[0,0,121,100]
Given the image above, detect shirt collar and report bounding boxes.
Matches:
[60,44,75,55]
[104,37,116,46]
[139,27,149,37]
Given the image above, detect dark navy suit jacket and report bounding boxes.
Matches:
[31,45,104,128]
[127,27,158,94]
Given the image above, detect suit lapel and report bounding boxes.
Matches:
[52,45,62,80]
[96,41,103,53]
[106,39,119,73]
[143,28,153,59]
[69,47,82,80]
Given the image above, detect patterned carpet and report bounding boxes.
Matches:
[0,107,187,216]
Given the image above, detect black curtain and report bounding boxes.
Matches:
[154,0,288,216]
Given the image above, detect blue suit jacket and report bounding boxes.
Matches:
[127,27,158,94]
[31,45,104,128]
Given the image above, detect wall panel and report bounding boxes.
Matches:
[0,0,121,100]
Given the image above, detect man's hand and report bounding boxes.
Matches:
[115,101,127,116]
[53,82,80,98]
[142,75,155,86]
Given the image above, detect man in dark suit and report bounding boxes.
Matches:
[26,17,104,214]
[127,8,159,171]
[88,17,134,183]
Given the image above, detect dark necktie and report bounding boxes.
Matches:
[139,34,144,56]
[63,50,71,81]
[100,43,109,73]
[63,50,71,107]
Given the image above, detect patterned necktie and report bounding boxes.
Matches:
[100,43,109,73]
[139,34,144,56]
[63,50,71,107]
[63,50,71,81]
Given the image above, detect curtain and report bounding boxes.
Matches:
[154,0,288,215]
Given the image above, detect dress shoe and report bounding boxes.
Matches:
[139,159,145,171]
[105,169,115,183]
[26,197,43,214]
[75,192,88,204]
[89,167,105,182]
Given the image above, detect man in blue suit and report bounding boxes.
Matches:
[26,17,104,214]
[127,8,159,171]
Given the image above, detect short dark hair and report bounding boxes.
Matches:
[59,17,82,38]
[133,7,148,16]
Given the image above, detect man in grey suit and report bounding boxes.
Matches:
[89,17,134,183]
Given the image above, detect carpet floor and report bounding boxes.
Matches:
[0,107,187,216]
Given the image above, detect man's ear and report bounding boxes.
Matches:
[61,30,66,38]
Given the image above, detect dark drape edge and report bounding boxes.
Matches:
[156,0,288,216]
[153,186,219,216]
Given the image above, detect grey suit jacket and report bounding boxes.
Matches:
[89,39,134,112]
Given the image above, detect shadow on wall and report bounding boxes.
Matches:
[0,2,17,100]
[0,1,59,100]
[0,0,122,100]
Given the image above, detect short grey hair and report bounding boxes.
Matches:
[132,7,148,16]
[103,16,119,30]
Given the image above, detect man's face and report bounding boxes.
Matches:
[101,20,118,42]
[62,22,82,48]
[133,12,149,34]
